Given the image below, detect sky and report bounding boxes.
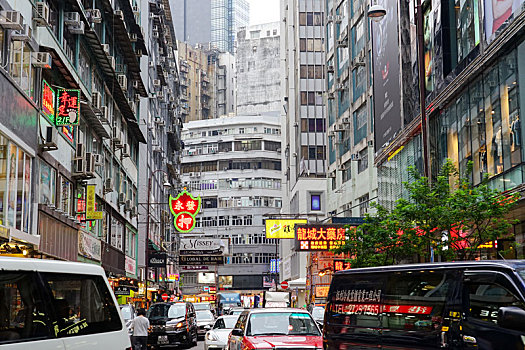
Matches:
[248,0,280,26]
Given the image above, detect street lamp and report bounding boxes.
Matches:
[368,0,430,178]
[145,169,172,307]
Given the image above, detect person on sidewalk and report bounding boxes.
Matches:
[131,308,150,350]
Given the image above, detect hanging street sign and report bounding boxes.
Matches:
[169,189,201,233]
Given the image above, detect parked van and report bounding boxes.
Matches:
[324,261,525,350]
[0,257,131,350]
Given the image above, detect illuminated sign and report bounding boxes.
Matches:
[333,259,351,272]
[56,88,80,125]
[169,190,201,233]
[266,219,307,239]
[295,224,347,251]
[42,80,55,122]
[86,185,103,220]
[478,240,497,249]
[330,303,433,316]
[315,286,330,298]
[270,259,281,273]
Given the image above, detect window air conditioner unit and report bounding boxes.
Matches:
[93,153,102,166]
[131,206,138,217]
[85,152,96,175]
[122,144,130,157]
[104,178,113,193]
[35,2,50,26]
[69,22,84,35]
[0,11,24,30]
[92,91,101,109]
[64,12,80,26]
[75,143,85,159]
[42,125,58,150]
[31,52,52,68]
[11,24,31,41]
[118,192,126,204]
[118,74,127,89]
[99,106,109,123]
[153,79,161,87]
[89,9,102,23]
[112,126,122,145]
[125,199,132,212]
[72,158,86,176]
[102,44,110,55]
[108,56,116,70]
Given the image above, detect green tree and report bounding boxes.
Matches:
[334,160,518,268]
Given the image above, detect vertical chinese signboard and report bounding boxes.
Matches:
[295,224,347,251]
[42,80,55,123]
[86,184,103,220]
[169,189,201,233]
[56,88,80,125]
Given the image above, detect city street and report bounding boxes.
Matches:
[187,340,205,350]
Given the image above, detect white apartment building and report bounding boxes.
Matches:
[180,114,283,294]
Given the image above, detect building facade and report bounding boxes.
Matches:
[280,0,327,306]
[171,0,211,45]
[236,22,281,115]
[372,0,525,258]
[324,0,377,218]
[211,0,249,53]
[179,114,282,295]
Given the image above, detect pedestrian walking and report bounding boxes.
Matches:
[131,308,150,350]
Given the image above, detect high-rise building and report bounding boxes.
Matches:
[280,0,327,307]
[179,114,283,294]
[236,22,281,115]
[211,0,249,53]
[171,0,211,45]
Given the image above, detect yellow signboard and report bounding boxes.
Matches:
[86,185,103,220]
[315,286,330,298]
[265,219,307,239]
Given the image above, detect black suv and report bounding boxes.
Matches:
[147,302,198,349]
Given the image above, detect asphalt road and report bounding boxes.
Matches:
[186,338,206,350]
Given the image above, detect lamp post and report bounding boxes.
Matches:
[368,0,430,178]
[144,169,172,307]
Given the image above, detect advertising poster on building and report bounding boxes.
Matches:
[180,237,228,255]
[372,0,402,152]
[265,219,307,239]
[78,230,101,261]
[484,0,524,43]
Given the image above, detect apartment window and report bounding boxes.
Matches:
[300,38,306,51]
[39,160,56,207]
[232,216,243,225]
[9,41,36,100]
[218,216,230,226]
[357,148,368,173]
[359,194,369,216]
[243,215,253,225]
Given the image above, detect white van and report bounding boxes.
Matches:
[0,257,131,350]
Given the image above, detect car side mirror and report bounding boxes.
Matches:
[231,328,243,337]
[498,306,525,332]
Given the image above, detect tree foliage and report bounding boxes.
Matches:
[333,160,519,268]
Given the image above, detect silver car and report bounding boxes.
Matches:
[204,315,239,350]
[196,309,215,339]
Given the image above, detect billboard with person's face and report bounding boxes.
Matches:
[484,0,525,43]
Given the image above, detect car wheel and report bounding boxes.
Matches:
[192,330,198,346]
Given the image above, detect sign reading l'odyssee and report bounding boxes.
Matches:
[169,189,201,233]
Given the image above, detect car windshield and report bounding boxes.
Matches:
[312,307,324,319]
[120,306,132,320]
[213,316,238,329]
[519,269,525,283]
[194,303,210,311]
[168,304,186,319]
[196,310,214,321]
[246,312,321,336]
[232,309,244,315]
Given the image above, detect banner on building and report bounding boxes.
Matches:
[78,230,101,261]
[265,219,307,239]
[149,252,167,268]
[372,0,401,152]
[484,0,524,43]
[55,88,80,125]
[219,275,233,288]
[86,185,103,220]
[180,237,228,255]
[295,224,347,251]
[179,255,224,265]
[125,255,136,275]
[169,190,201,233]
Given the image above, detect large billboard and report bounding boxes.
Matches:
[180,237,228,255]
[372,0,402,152]
[484,0,524,43]
[265,219,307,239]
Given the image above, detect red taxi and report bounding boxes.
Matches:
[227,308,322,349]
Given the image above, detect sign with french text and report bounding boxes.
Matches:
[179,255,224,265]
[295,224,347,251]
[56,88,80,125]
[169,190,201,233]
[180,237,228,255]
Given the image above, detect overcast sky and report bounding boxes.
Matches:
[248,0,280,25]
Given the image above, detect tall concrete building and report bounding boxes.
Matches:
[211,0,249,53]
[179,114,283,295]
[236,22,281,115]
[324,0,377,217]
[280,0,327,305]
[171,0,211,45]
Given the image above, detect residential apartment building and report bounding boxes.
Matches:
[324,0,377,217]
[0,0,182,298]
[236,22,281,115]
[137,0,182,299]
[171,0,211,45]
[179,114,282,295]
[371,0,525,258]
[211,0,249,53]
[280,0,327,306]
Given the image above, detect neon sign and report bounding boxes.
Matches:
[56,88,80,125]
[295,224,347,251]
[169,189,201,233]
[42,80,55,122]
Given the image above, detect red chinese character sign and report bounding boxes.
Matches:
[42,80,55,123]
[169,190,201,233]
[56,88,80,125]
[295,224,348,251]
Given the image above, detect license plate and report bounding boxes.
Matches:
[158,335,169,344]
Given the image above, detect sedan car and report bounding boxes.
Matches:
[227,308,322,349]
[204,315,239,350]
[310,306,325,328]
[196,309,215,339]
